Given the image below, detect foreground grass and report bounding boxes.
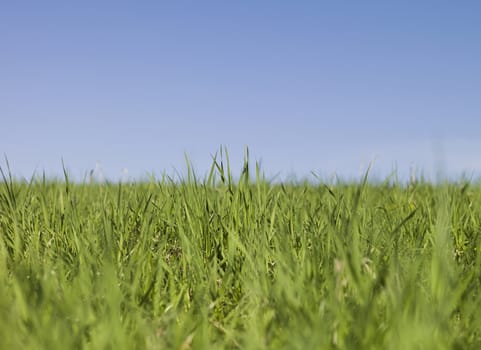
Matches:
[1,160,481,349]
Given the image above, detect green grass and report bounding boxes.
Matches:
[1,153,481,349]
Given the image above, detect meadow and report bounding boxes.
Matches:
[1,154,481,349]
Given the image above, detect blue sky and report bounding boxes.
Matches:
[1,1,480,182]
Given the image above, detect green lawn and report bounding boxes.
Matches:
[1,157,481,349]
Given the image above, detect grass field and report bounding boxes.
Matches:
[1,154,481,349]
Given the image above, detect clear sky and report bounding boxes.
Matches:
[1,1,480,182]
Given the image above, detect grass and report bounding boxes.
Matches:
[1,152,481,349]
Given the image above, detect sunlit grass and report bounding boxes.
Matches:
[1,151,481,349]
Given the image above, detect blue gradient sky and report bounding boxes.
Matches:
[1,1,480,182]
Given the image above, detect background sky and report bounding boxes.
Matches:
[1,1,480,182]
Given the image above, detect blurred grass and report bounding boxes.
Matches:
[1,153,481,349]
